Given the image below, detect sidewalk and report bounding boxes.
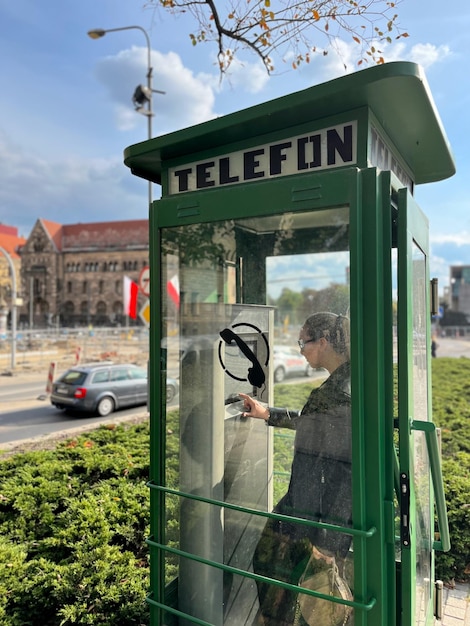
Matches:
[435,337,470,359]
[440,582,470,625]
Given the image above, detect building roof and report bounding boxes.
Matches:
[0,224,19,237]
[0,230,27,260]
[39,218,149,252]
[41,219,63,252]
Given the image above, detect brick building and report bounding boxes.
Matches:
[0,225,26,331]
[449,266,470,313]
[19,218,149,328]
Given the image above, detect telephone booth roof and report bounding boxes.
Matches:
[124,61,455,186]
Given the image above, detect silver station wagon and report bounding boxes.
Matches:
[51,363,148,417]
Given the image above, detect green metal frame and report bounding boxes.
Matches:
[396,187,451,626]
[145,166,404,625]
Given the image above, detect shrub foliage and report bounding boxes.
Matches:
[0,358,468,624]
[431,358,470,583]
[0,425,150,626]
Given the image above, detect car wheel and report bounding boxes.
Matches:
[166,385,176,403]
[274,366,286,383]
[97,396,115,417]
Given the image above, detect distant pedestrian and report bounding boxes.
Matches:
[431,335,438,358]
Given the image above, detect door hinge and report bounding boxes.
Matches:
[400,472,410,548]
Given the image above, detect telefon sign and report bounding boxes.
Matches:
[168,121,357,194]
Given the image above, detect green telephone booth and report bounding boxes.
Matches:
[124,61,454,626]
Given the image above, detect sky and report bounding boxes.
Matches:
[0,0,468,297]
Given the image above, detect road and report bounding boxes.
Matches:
[1,336,468,448]
[0,373,148,447]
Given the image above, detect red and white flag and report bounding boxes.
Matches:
[123,276,139,319]
[167,274,180,308]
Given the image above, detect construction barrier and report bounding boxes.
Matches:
[45,361,56,395]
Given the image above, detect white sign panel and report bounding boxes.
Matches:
[168,121,357,195]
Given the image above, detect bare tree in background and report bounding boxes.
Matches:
[150,0,408,73]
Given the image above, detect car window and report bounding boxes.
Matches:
[61,370,87,385]
[110,368,130,382]
[128,367,147,380]
[92,370,110,384]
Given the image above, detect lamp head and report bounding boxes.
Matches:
[87,29,106,39]
[132,84,152,107]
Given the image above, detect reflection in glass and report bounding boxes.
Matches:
[160,208,352,625]
[412,243,432,624]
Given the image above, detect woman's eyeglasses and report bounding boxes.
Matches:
[297,338,316,350]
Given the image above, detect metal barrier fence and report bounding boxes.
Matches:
[0,327,150,373]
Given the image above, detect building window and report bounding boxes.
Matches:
[67,281,72,294]
[116,280,121,295]
[83,281,87,294]
[99,280,104,295]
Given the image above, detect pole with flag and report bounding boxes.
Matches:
[167,274,180,308]
[124,276,139,320]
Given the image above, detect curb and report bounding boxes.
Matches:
[0,411,149,458]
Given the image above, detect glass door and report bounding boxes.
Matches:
[396,187,434,626]
[158,208,353,625]
[148,165,361,625]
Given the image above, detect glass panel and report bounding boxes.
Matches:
[392,247,401,563]
[411,242,432,625]
[161,208,352,625]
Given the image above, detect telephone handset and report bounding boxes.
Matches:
[219,328,265,388]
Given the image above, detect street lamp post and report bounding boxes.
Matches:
[87,25,165,207]
[0,246,17,370]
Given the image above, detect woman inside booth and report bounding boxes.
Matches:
[240,312,353,626]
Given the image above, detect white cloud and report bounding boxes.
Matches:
[431,231,470,246]
[383,42,452,68]
[0,129,147,237]
[115,105,140,132]
[93,46,274,135]
[293,37,453,85]
[221,58,271,94]
[94,47,218,134]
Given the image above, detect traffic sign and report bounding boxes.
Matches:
[139,266,150,296]
[139,300,150,327]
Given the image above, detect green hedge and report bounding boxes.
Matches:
[431,358,470,582]
[0,358,469,624]
[0,425,150,626]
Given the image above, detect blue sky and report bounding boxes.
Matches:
[0,0,468,295]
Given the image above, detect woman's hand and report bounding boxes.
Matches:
[239,393,269,421]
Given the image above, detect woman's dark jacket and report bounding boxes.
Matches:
[267,361,352,557]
